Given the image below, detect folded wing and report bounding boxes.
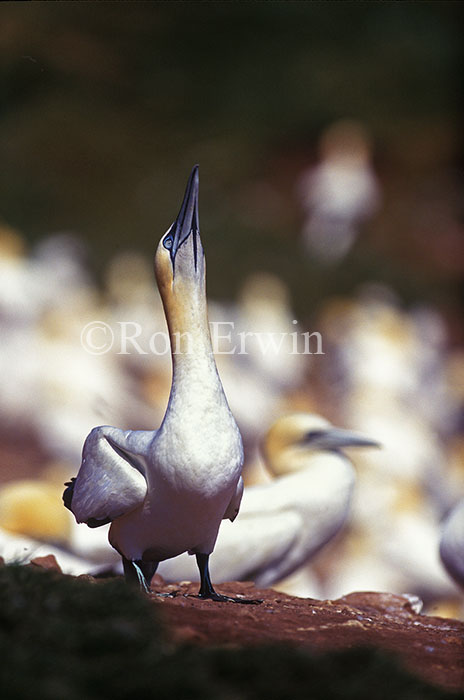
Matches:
[64,426,154,527]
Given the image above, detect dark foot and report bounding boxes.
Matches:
[194,552,263,604]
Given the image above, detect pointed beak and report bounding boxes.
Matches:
[167,165,200,263]
[304,428,381,451]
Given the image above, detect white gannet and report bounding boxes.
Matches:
[440,500,464,588]
[0,525,107,577]
[63,166,257,603]
[297,120,381,263]
[158,412,380,588]
[0,471,121,570]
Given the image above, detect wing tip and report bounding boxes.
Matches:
[86,516,112,528]
[62,478,112,528]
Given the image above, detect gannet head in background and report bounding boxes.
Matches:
[262,412,380,477]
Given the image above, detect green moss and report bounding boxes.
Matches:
[0,565,458,700]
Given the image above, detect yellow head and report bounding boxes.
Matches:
[154,166,207,344]
[262,413,380,477]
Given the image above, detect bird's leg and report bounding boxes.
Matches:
[122,557,178,598]
[122,557,156,594]
[195,553,262,604]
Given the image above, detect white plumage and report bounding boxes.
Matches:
[65,167,250,601]
[159,413,379,588]
[440,500,464,588]
[0,526,105,577]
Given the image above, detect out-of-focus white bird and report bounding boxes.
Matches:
[63,167,259,603]
[104,249,171,381]
[158,413,379,588]
[0,466,107,575]
[0,526,105,576]
[0,477,72,544]
[0,472,122,570]
[298,120,381,263]
[207,272,308,445]
[440,500,464,588]
[315,288,464,607]
[234,272,307,392]
[0,227,142,462]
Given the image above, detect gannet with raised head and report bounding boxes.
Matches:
[63,166,257,603]
[157,412,380,589]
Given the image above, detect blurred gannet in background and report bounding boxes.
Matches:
[440,500,464,589]
[158,413,379,589]
[104,250,171,380]
[0,477,71,545]
[0,224,154,463]
[323,495,461,605]
[0,464,107,576]
[234,272,306,393]
[0,526,106,576]
[298,120,381,263]
[314,288,464,609]
[0,470,122,571]
[208,272,308,448]
[64,167,259,603]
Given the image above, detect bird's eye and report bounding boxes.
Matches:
[303,430,326,443]
[163,236,173,250]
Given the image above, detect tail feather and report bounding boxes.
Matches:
[62,478,75,511]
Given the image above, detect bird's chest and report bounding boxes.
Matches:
[151,412,243,498]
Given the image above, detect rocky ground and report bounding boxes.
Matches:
[152,580,464,693]
[32,555,464,694]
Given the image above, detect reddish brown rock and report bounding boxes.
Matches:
[149,580,464,693]
[30,554,62,572]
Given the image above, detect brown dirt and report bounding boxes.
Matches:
[147,577,464,693]
[13,552,464,693]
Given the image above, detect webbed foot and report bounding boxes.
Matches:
[198,591,262,604]
[195,552,263,604]
[154,591,178,599]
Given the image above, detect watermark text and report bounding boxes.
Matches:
[80,320,324,356]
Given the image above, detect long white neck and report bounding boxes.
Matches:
[162,279,229,420]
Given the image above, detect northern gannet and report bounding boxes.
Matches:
[157,412,380,589]
[297,120,381,263]
[313,291,463,605]
[440,500,464,589]
[0,473,123,570]
[63,166,257,603]
[0,226,147,464]
[0,525,105,576]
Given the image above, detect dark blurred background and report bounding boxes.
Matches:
[0,1,462,318]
